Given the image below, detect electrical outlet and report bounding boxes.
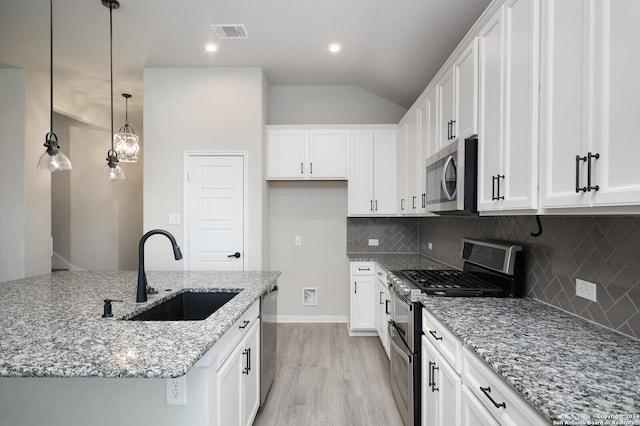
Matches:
[576,279,597,302]
[168,213,181,225]
[166,376,187,405]
[428,242,433,250]
[294,235,302,246]
[368,239,379,247]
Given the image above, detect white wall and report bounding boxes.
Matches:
[269,85,407,125]
[143,68,268,270]
[268,85,405,321]
[269,182,349,321]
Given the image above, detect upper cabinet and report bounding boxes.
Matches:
[348,127,398,216]
[477,0,540,212]
[266,126,347,180]
[539,0,640,209]
[399,104,423,215]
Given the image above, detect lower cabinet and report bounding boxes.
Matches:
[421,335,462,426]
[461,385,499,426]
[212,301,261,426]
[349,262,376,332]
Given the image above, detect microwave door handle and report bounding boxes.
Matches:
[441,155,457,201]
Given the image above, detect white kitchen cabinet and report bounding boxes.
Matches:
[375,266,391,358]
[461,385,499,426]
[399,105,422,214]
[266,126,347,180]
[437,65,456,149]
[349,262,376,332]
[539,0,640,209]
[462,346,549,426]
[477,0,539,213]
[421,315,462,426]
[348,128,398,216]
[213,301,261,426]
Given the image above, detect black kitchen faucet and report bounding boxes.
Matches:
[137,229,183,302]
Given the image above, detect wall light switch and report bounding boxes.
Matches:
[168,213,181,225]
[576,279,597,302]
[294,235,302,246]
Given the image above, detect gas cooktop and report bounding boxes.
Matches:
[394,269,504,296]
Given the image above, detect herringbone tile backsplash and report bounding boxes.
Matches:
[347,215,640,339]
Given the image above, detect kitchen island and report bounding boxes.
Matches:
[0,270,280,426]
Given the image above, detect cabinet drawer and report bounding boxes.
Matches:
[462,346,550,426]
[422,307,462,371]
[350,262,375,275]
[375,265,388,284]
[213,300,260,370]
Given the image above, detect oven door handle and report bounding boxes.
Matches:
[441,155,457,201]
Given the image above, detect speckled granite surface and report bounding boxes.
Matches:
[347,252,452,272]
[422,297,640,425]
[0,270,280,379]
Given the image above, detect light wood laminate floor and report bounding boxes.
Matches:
[253,323,403,426]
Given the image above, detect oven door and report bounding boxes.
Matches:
[390,291,415,352]
[389,322,417,426]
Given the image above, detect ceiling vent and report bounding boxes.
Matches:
[210,24,249,39]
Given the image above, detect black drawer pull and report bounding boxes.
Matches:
[587,152,600,191]
[575,155,587,193]
[429,330,443,341]
[480,386,506,409]
[239,320,250,329]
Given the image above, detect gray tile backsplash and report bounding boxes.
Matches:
[347,215,640,339]
[347,217,419,253]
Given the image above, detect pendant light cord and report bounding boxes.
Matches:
[49,0,54,134]
[109,2,114,153]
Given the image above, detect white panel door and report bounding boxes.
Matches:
[187,155,244,271]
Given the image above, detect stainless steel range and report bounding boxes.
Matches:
[387,238,524,426]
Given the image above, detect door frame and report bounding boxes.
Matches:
[183,151,250,270]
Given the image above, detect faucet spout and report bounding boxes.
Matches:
[137,229,183,303]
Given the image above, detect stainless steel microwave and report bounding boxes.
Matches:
[424,136,478,214]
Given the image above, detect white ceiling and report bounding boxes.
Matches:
[0,0,491,126]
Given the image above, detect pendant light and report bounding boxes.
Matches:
[37,0,72,173]
[99,0,125,181]
[113,93,140,163]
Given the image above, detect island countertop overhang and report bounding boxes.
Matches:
[0,270,280,379]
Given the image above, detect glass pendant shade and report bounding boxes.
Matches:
[37,132,72,172]
[114,125,139,162]
[100,149,125,181]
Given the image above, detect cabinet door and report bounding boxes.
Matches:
[421,87,438,213]
[477,8,505,211]
[438,68,456,148]
[591,0,640,206]
[422,336,438,426]
[404,107,422,213]
[307,129,347,179]
[500,0,539,210]
[538,0,591,208]
[216,341,243,426]
[436,352,462,426]
[461,386,499,426]
[266,129,305,179]
[374,129,398,215]
[455,38,479,140]
[242,321,260,426]
[348,130,375,215]
[350,275,376,330]
[397,122,408,214]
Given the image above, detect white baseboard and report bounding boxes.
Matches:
[277,315,348,323]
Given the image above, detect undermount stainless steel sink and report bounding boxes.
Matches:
[127,290,240,321]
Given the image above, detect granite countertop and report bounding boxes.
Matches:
[0,270,280,379]
[422,297,640,425]
[347,252,452,271]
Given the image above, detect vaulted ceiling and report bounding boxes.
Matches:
[0,0,491,126]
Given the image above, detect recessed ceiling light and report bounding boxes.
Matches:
[328,43,342,53]
[205,43,218,52]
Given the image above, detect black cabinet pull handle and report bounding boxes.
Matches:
[431,363,439,392]
[496,174,505,200]
[375,200,378,211]
[301,162,304,174]
[412,196,417,209]
[429,330,443,341]
[354,282,357,294]
[422,193,426,208]
[370,200,373,212]
[385,299,390,315]
[400,199,405,210]
[587,152,600,191]
[239,320,250,329]
[357,267,370,271]
[447,120,452,140]
[480,386,506,409]
[451,120,456,140]
[575,155,587,192]
[242,348,250,374]
[310,162,313,174]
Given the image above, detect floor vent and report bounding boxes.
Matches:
[210,24,249,39]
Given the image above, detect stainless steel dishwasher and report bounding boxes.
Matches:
[260,283,278,405]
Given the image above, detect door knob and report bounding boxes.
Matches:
[228,252,241,259]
